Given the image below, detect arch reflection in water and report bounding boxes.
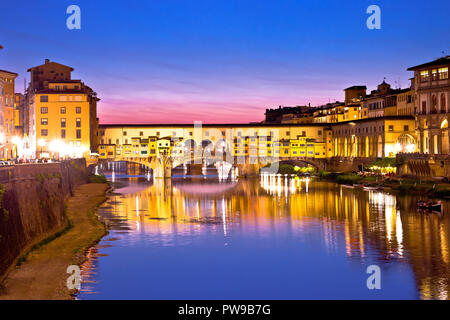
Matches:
[78,177,450,300]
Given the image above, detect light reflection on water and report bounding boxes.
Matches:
[78,175,450,300]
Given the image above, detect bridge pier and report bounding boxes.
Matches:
[151,154,172,179]
[236,163,261,177]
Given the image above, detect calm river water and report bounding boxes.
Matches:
[77,172,450,300]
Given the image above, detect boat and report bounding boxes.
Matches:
[417,201,442,213]
[353,184,364,188]
[341,184,354,189]
[362,186,382,191]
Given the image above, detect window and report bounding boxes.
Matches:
[41,118,48,125]
[76,118,81,127]
[441,94,447,112]
[123,131,127,136]
[388,125,394,131]
[140,131,143,136]
[422,101,427,114]
[420,70,429,82]
[431,69,438,81]
[61,118,66,128]
[116,139,119,145]
[40,95,48,102]
[61,129,66,139]
[76,107,81,113]
[439,67,448,80]
[76,129,81,139]
[41,129,48,136]
[302,131,306,136]
[60,107,66,114]
[40,107,48,114]
[404,125,409,131]
[318,130,322,135]
[286,131,290,136]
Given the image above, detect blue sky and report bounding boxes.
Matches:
[0,0,449,123]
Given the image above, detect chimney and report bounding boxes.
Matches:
[45,59,50,64]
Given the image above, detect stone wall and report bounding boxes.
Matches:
[0,159,88,281]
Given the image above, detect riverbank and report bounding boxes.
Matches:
[0,183,109,300]
[318,171,450,199]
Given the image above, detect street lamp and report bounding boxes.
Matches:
[12,136,22,160]
[38,138,46,159]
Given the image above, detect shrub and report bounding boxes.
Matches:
[336,174,363,185]
[89,174,108,184]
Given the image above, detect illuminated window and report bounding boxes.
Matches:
[61,118,66,128]
[431,69,438,81]
[420,70,429,82]
[439,67,449,80]
[75,107,81,113]
[60,107,66,114]
[76,118,81,127]
[40,107,48,114]
[41,118,48,125]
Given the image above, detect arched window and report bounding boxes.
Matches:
[397,134,416,153]
[441,93,447,113]
[432,95,437,113]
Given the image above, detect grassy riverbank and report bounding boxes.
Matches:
[0,183,109,300]
[318,171,450,199]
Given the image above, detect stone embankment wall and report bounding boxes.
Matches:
[0,159,88,281]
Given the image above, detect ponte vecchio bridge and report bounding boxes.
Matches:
[97,118,417,178]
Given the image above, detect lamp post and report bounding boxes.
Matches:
[12,136,22,162]
[38,138,46,159]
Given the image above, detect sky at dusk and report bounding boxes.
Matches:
[0,0,449,124]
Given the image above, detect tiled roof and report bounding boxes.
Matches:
[407,56,450,71]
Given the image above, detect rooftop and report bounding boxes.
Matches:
[27,59,74,72]
[0,69,18,77]
[344,85,367,90]
[407,56,450,71]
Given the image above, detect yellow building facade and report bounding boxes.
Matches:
[27,60,99,159]
[98,124,329,162]
[0,69,18,159]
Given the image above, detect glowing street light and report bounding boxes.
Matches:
[37,139,46,158]
[38,138,46,147]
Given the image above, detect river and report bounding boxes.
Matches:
[77,170,450,300]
